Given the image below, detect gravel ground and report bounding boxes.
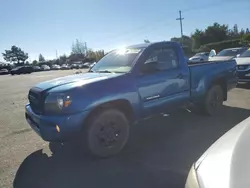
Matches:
[0,70,250,188]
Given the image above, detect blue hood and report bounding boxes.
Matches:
[35,72,123,92]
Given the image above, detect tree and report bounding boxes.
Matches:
[191,23,229,50]
[32,60,38,65]
[246,28,250,34]
[71,39,87,55]
[2,46,28,65]
[233,24,239,35]
[240,28,245,36]
[86,49,105,62]
[59,55,67,65]
[38,54,45,62]
[144,39,150,43]
[171,35,194,56]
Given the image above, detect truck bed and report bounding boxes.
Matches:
[188,59,237,102]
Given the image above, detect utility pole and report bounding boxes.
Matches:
[56,50,58,59]
[84,42,88,55]
[176,10,184,43]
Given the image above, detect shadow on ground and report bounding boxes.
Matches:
[14,106,250,188]
[237,83,250,89]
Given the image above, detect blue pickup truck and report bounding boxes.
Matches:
[25,41,237,157]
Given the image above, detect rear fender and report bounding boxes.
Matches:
[192,75,227,102]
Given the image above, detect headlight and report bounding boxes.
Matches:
[185,164,200,188]
[56,95,72,109]
[45,93,72,114]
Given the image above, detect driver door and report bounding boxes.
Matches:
[135,46,188,117]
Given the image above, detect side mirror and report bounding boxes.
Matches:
[236,54,240,58]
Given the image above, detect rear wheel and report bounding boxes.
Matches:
[202,85,224,116]
[82,108,130,158]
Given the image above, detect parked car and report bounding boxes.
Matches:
[70,64,79,69]
[40,65,50,71]
[61,64,70,70]
[235,48,250,83]
[185,116,250,188]
[0,69,9,75]
[189,52,209,62]
[209,47,248,61]
[25,41,237,158]
[10,66,33,75]
[51,64,61,70]
[33,66,41,72]
[82,62,91,68]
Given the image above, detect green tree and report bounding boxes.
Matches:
[32,60,38,65]
[38,54,45,62]
[2,46,28,65]
[192,23,229,50]
[240,28,245,36]
[144,39,150,43]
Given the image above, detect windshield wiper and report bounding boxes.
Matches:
[96,70,113,73]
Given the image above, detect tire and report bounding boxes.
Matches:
[82,108,130,158]
[202,85,224,116]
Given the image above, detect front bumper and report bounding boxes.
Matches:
[25,104,90,142]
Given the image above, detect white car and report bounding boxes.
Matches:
[234,49,250,83]
[41,65,50,71]
[185,116,250,188]
[51,64,61,70]
[209,47,248,61]
[189,52,209,62]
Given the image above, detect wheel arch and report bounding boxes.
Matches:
[210,77,227,101]
[84,99,135,125]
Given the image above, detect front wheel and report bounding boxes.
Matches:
[82,108,130,158]
[202,85,224,116]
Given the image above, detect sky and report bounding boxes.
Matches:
[0,0,249,62]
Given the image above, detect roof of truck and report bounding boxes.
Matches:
[126,41,179,49]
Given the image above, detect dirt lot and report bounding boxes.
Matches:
[0,70,250,188]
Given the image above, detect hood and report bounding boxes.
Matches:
[195,116,250,188]
[234,57,250,65]
[35,72,124,92]
[189,56,201,60]
[209,56,234,61]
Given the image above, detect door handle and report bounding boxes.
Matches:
[177,73,183,79]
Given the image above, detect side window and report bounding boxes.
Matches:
[142,48,178,73]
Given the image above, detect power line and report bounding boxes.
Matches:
[182,0,249,12]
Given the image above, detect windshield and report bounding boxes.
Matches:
[90,48,144,73]
[217,48,245,57]
[239,49,250,57]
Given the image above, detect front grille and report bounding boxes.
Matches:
[28,87,45,115]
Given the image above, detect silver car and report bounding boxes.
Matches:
[185,116,250,188]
